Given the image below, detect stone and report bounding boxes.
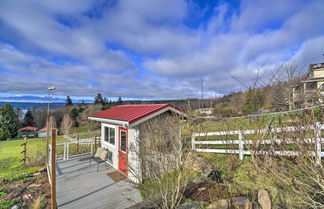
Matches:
[207,199,230,209]
[22,194,33,200]
[11,205,18,209]
[176,203,202,209]
[258,190,271,209]
[232,197,252,209]
[185,152,214,176]
[198,187,206,191]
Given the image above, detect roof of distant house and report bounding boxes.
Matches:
[89,104,186,125]
[38,127,47,132]
[18,126,38,132]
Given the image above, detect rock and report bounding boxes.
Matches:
[11,205,19,209]
[186,176,207,189]
[207,199,230,209]
[186,152,213,176]
[232,197,252,209]
[22,194,33,200]
[198,187,206,191]
[176,203,202,209]
[258,190,271,209]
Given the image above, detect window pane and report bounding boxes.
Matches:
[109,128,115,145]
[104,127,108,142]
[120,131,127,152]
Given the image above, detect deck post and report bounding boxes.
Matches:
[315,122,322,165]
[51,129,57,209]
[238,130,244,160]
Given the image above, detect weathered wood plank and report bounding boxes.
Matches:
[56,155,141,209]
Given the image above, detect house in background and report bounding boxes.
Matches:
[88,104,186,181]
[291,63,324,108]
[18,126,38,138]
[37,128,47,138]
[37,127,58,138]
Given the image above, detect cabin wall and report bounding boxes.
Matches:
[127,127,141,183]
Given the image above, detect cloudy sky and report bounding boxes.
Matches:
[0,0,323,102]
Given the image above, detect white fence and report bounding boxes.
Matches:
[192,122,324,164]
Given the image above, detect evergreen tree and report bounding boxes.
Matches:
[66,96,73,106]
[22,110,35,127]
[94,93,103,104]
[0,104,19,139]
[271,82,287,111]
[117,96,123,105]
[255,90,264,108]
[241,88,264,115]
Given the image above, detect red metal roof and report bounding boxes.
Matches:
[90,104,183,124]
[18,126,38,132]
[38,127,47,132]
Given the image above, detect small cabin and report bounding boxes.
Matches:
[88,104,186,181]
[18,126,38,138]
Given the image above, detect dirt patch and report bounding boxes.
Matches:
[184,181,232,203]
[0,169,51,208]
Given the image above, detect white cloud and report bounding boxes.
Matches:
[0,0,323,98]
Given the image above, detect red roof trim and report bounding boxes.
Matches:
[18,126,38,132]
[90,104,184,125]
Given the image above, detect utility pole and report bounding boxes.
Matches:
[201,78,204,109]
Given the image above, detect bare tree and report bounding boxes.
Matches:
[47,115,57,134]
[77,104,101,131]
[250,109,324,208]
[128,113,192,209]
[61,114,73,135]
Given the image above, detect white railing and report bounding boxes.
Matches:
[56,137,100,160]
[192,122,324,164]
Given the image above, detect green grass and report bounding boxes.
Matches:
[0,136,68,179]
[0,138,45,179]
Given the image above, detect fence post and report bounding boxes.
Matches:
[77,134,79,153]
[21,137,27,165]
[239,130,244,160]
[191,133,196,150]
[66,142,69,159]
[63,143,66,160]
[315,122,322,165]
[51,129,57,209]
[91,137,94,155]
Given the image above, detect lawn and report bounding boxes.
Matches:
[0,136,67,179]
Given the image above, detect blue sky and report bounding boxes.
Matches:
[0,0,323,102]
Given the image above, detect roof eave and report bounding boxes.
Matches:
[88,116,129,126]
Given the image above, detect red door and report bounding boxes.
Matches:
[118,126,128,176]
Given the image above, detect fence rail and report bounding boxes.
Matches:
[192,122,324,164]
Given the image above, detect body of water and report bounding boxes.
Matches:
[0,102,66,110]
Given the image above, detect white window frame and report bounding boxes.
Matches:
[120,130,127,153]
[102,124,117,149]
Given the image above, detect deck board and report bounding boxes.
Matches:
[56,155,141,209]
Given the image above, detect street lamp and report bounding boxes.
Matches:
[46,86,56,164]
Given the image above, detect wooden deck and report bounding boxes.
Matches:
[56,155,141,209]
